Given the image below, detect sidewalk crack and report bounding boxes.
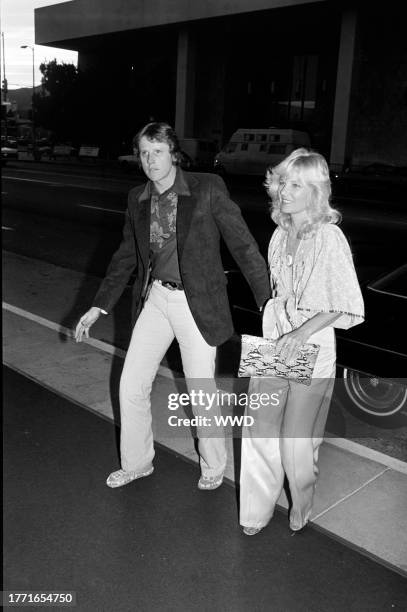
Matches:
[312,467,391,521]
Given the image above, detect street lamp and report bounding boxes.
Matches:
[20,44,37,159]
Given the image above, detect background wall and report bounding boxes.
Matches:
[349,6,407,167]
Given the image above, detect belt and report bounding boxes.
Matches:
[155,279,184,291]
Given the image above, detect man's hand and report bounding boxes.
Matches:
[75,307,102,342]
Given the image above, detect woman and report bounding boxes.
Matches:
[240,148,364,535]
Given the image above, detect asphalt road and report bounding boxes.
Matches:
[2,161,407,459]
[3,161,407,279]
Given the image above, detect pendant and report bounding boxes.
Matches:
[286,254,293,267]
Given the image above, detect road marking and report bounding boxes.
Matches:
[3,176,62,186]
[2,226,15,231]
[2,175,117,191]
[79,204,124,214]
[3,167,134,184]
[3,300,407,475]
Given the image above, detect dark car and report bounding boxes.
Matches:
[330,164,407,204]
[52,144,79,159]
[1,140,18,165]
[226,264,407,422]
[36,138,53,157]
[359,163,407,178]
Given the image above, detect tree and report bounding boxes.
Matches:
[34,59,125,153]
[34,60,81,142]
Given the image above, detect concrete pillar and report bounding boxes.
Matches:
[175,27,195,138]
[330,8,358,171]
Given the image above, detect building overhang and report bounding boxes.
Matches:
[35,0,326,49]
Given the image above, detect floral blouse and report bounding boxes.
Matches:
[264,224,365,335]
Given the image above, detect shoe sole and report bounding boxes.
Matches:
[197,478,223,491]
[106,467,154,488]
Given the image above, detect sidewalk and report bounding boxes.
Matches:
[3,250,407,576]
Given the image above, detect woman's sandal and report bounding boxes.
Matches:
[289,522,308,535]
[243,526,262,536]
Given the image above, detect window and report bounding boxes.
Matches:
[274,55,318,123]
[241,143,249,151]
[289,55,318,121]
[243,133,255,142]
[269,134,281,142]
[226,142,237,153]
[268,144,286,154]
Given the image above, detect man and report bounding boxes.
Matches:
[75,122,270,491]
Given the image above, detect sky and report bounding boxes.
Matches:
[1,0,78,90]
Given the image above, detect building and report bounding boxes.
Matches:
[35,0,406,169]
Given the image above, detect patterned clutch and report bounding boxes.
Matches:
[238,334,320,386]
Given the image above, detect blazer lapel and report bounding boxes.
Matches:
[134,196,150,268]
[176,174,199,261]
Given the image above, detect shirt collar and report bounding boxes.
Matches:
[139,167,190,201]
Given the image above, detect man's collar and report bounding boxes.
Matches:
[138,181,152,202]
[173,167,191,196]
[138,166,191,201]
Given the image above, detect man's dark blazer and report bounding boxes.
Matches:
[93,170,270,346]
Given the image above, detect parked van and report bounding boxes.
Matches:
[179,138,218,170]
[214,128,310,175]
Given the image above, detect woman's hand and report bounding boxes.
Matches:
[275,328,309,365]
[275,312,341,364]
[74,307,102,342]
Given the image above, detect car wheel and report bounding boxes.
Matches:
[343,368,407,417]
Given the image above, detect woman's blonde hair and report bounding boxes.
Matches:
[264,147,341,237]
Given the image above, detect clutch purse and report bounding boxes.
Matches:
[238,334,320,386]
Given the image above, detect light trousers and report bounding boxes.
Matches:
[239,326,336,530]
[119,281,227,477]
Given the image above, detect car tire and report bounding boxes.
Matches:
[343,368,407,417]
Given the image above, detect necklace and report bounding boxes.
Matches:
[285,230,301,267]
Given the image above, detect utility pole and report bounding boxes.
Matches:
[21,45,37,159]
[1,31,8,140]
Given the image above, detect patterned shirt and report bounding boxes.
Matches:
[139,168,190,283]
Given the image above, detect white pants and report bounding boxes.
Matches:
[239,326,336,530]
[119,281,227,477]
